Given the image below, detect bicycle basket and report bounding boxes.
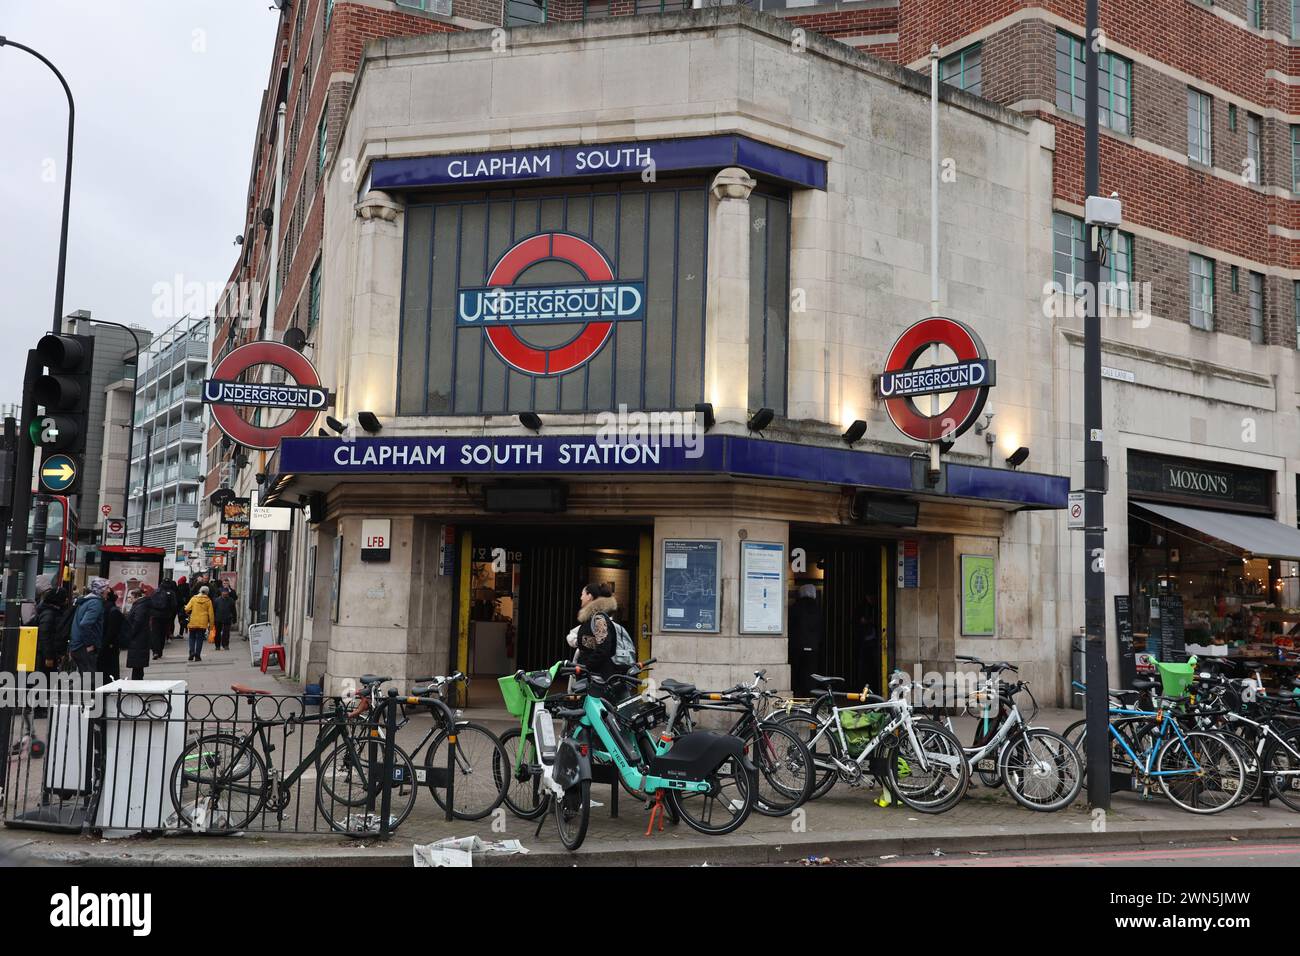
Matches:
[498,676,527,717]
[1151,656,1198,699]
[839,709,886,757]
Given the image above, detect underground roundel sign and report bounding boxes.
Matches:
[877,317,996,443]
[456,232,645,376]
[203,341,331,450]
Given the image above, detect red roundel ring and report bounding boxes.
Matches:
[483,233,617,376]
[208,342,323,450]
[882,317,990,443]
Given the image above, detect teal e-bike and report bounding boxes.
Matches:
[546,662,758,851]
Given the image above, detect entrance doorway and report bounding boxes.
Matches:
[788,532,894,694]
[456,526,651,695]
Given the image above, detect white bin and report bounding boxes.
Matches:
[94,679,187,835]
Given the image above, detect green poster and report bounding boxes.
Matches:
[961,555,996,636]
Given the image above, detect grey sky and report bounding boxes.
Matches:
[1,0,275,402]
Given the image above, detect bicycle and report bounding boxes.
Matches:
[545,663,758,851]
[657,668,814,817]
[1070,683,1246,814]
[922,656,1083,812]
[773,671,970,813]
[169,683,420,834]
[344,672,508,821]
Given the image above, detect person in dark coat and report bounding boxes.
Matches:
[98,591,125,682]
[788,584,824,696]
[123,589,153,680]
[212,587,236,650]
[571,582,619,682]
[149,582,178,659]
[33,588,70,675]
[174,576,191,638]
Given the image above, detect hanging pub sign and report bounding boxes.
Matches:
[203,341,333,450]
[222,499,251,524]
[877,317,995,442]
[226,523,251,541]
[458,233,645,376]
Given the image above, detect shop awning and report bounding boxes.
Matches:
[1133,501,1300,560]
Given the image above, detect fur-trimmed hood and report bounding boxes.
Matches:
[577,595,618,623]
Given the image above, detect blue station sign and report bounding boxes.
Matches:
[370,134,828,191]
[276,435,1068,510]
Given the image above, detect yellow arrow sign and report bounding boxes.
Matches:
[42,462,74,481]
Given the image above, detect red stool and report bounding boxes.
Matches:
[260,644,286,673]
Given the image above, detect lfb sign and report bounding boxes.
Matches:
[361,519,392,563]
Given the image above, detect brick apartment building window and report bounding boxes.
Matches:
[1052,212,1133,310]
[1247,114,1261,185]
[584,0,609,16]
[1292,126,1300,191]
[1294,281,1300,348]
[317,107,328,179]
[1189,254,1215,330]
[940,44,982,95]
[1055,32,1130,134]
[1187,89,1212,166]
[634,0,690,12]
[1294,0,1300,39]
[506,0,546,25]
[308,260,322,331]
[325,0,335,30]
[1248,0,1262,29]
[1248,272,1265,344]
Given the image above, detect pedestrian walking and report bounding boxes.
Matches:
[98,590,124,682]
[175,575,191,638]
[184,585,215,662]
[69,578,111,677]
[212,586,236,650]
[124,589,153,680]
[788,583,824,697]
[149,581,178,659]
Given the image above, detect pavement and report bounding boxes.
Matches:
[4,641,1300,867]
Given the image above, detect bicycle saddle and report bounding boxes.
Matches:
[810,674,844,687]
[660,678,697,699]
[231,683,271,697]
[359,674,392,687]
[1108,688,1142,705]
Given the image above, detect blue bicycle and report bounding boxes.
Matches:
[1072,681,1246,814]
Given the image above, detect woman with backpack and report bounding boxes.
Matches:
[565,582,621,681]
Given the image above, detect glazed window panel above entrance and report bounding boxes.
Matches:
[396,183,711,416]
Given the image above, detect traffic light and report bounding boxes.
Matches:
[29,332,95,494]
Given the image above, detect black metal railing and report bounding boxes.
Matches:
[2,683,455,838]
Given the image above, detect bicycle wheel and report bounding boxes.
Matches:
[1215,728,1261,807]
[495,727,548,821]
[170,733,268,832]
[424,721,509,821]
[1264,725,1300,812]
[889,720,969,814]
[999,728,1083,812]
[555,780,591,851]
[1156,731,1244,814]
[774,711,841,800]
[747,719,814,816]
[668,754,757,835]
[316,739,418,833]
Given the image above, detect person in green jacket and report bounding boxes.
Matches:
[184,586,215,662]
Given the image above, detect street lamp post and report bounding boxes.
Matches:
[0,37,76,335]
[1082,0,1112,811]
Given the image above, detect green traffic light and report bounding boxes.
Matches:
[27,419,41,445]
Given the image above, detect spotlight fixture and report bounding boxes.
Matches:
[357,411,382,434]
[747,407,774,433]
[842,420,867,446]
[317,428,329,437]
[325,415,346,434]
[255,472,268,485]
[694,402,716,432]
[938,438,955,455]
[1005,446,1030,469]
[519,412,543,432]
